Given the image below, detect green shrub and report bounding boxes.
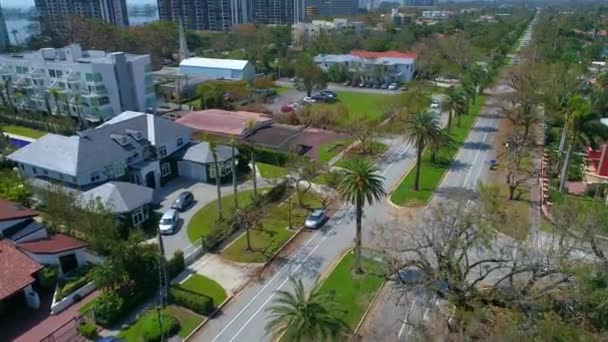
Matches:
[93,291,125,327]
[260,181,288,203]
[238,143,291,166]
[140,311,180,342]
[169,287,214,316]
[167,250,185,278]
[78,322,98,340]
[39,266,58,290]
[56,276,90,300]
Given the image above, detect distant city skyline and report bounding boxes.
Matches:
[0,0,155,9]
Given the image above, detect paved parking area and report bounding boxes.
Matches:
[154,178,239,258]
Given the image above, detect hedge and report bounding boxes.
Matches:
[56,276,90,300]
[236,143,291,167]
[78,322,98,339]
[168,287,214,316]
[92,288,147,327]
[167,250,185,279]
[141,311,180,342]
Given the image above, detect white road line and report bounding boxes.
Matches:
[462,125,490,189]
[398,298,417,338]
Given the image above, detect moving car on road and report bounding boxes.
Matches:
[171,191,194,211]
[159,209,179,234]
[305,209,328,229]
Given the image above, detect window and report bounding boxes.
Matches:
[49,69,56,77]
[132,208,145,226]
[177,138,183,147]
[42,169,48,175]
[19,164,24,171]
[158,146,167,157]
[32,167,37,174]
[161,163,171,177]
[90,173,101,182]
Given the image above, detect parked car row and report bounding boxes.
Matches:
[159,191,195,235]
[342,80,403,91]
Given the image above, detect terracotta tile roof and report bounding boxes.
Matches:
[176,109,273,138]
[350,50,418,59]
[18,234,87,255]
[0,238,42,300]
[0,198,37,221]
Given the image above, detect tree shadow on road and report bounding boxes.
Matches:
[462,141,493,151]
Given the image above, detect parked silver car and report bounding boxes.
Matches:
[159,209,179,234]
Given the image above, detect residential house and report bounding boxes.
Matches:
[179,57,256,82]
[0,198,46,243]
[585,118,608,184]
[18,234,88,276]
[176,109,273,139]
[314,50,417,83]
[175,142,239,182]
[0,238,43,310]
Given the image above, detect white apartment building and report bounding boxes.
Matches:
[0,44,156,122]
[292,18,363,48]
[314,50,417,83]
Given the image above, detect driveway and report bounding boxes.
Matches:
[154,178,241,258]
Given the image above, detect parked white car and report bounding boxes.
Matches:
[430,101,440,109]
[302,96,317,104]
[388,83,400,90]
[159,209,179,235]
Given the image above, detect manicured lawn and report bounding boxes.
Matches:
[257,162,289,179]
[335,141,388,168]
[178,274,227,307]
[318,138,354,164]
[1,125,46,139]
[391,96,487,206]
[221,191,323,263]
[336,91,392,124]
[118,305,203,341]
[187,189,260,243]
[319,251,385,330]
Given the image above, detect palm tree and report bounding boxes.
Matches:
[442,88,465,131]
[404,112,442,191]
[48,88,61,116]
[337,159,385,274]
[558,96,608,192]
[208,137,223,220]
[265,277,348,342]
[230,138,239,209]
[429,128,455,164]
[246,118,258,198]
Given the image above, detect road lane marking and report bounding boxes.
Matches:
[462,122,491,189]
[398,298,418,338]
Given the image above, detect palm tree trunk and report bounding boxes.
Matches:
[232,143,238,209]
[354,195,363,274]
[558,124,568,155]
[447,110,453,132]
[414,141,423,191]
[558,139,575,193]
[251,143,257,198]
[214,157,223,220]
[245,224,252,251]
[457,112,462,127]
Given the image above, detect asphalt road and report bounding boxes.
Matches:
[190,135,420,342]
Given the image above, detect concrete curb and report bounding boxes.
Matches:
[184,295,234,341]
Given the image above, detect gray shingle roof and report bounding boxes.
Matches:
[8,111,192,177]
[81,181,154,214]
[176,142,237,165]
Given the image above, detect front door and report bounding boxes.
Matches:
[145,171,156,188]
[59,254,78,274]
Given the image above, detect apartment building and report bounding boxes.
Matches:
[314,50,417,83]
[34,0,129,28]
[254,0,305,25]
[0,44,155,122]
[305,0,358,18]
[292,18,363,47]
[158,0,253,31]
[0,5,9,51]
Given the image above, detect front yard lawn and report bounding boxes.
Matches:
[221,191,323,263]
[1,124,46,139]
[118,305,203,341]
[178,274,227,306]
[319,251,385,330]
[391,96,486,206]
[187,189,259,243]
[335,91,393,125]
[318,138,354,164]
[257,162,289,179]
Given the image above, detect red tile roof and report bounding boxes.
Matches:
[0,198,37,221]
[177,109,273,138]
[18,234,87,255]
[350,50,418,59]
[0,239,42,300]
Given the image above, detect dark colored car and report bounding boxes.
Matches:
[320,90,338,98]
[312,94,336,103]
[398,267,450,299]
[171,191,194,211]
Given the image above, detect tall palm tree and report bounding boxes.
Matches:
[558,96,608,192]
[442,88,465,131]
[246,118,258,198]
[265,277,348,342]
[429,128,455,164]
[338,159,385,274]
[404,112,442,191]
[230,138,239,209]
[208,137,223,220]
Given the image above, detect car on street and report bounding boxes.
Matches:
[312,94,336,103]
[171,191,194,211]
[320,90,337,98]
[398,266,450,298]
[388,82,400,90]
[302,96,317,104]
[290,77,298,82]
[381,83,388,89]
[343,81,351,86]
[430,101,440,109]
[358,82,365,87]
[159,209,179,234]
[304,209,328,229]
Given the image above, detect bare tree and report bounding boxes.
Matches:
[503,134,538,200]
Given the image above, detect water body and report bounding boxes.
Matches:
[5,14,158,45]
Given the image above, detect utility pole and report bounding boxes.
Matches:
[157,227,168,308]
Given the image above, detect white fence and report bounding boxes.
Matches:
[51,281,96,315]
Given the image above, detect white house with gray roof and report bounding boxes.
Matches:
[8,111,239,225]
[0,44,156,121]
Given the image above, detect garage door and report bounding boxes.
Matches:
[178,161,206,181]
